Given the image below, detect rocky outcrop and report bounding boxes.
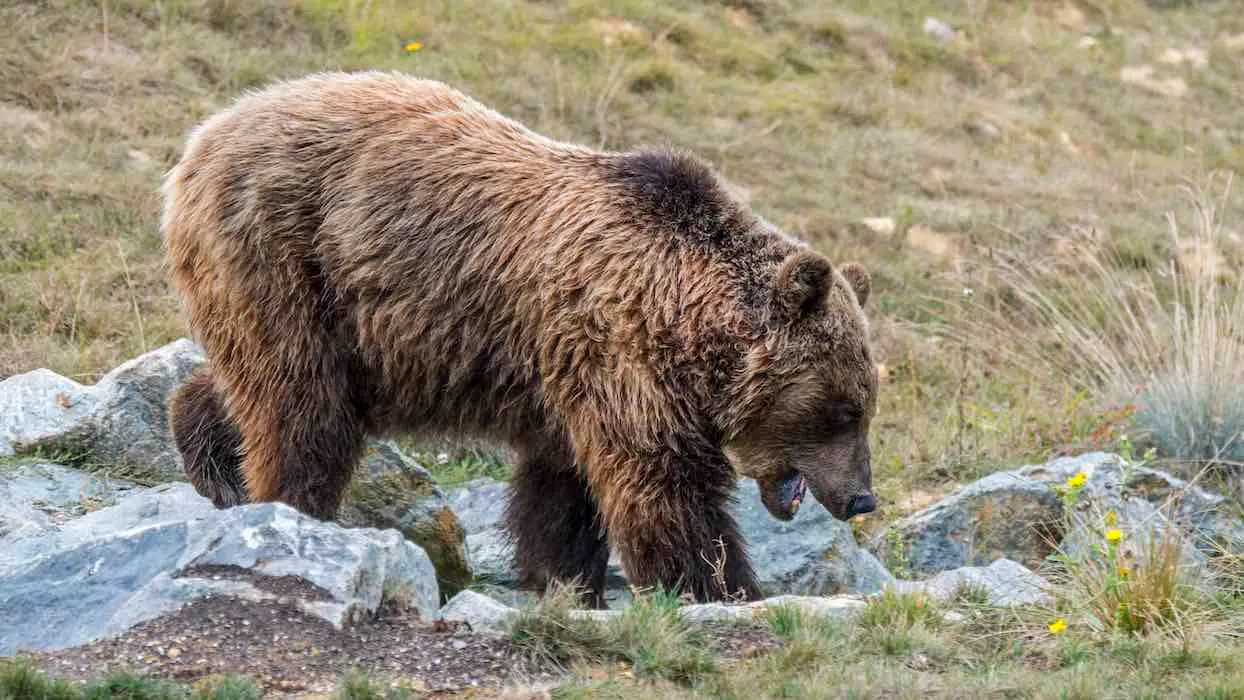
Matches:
[0,340,471,594]
[0,484,439,656]
[0,340,203,480]
[871,452,1244,585]
[446,476,895,601]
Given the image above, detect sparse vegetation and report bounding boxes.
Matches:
[0,661,261,700]
[508,585,714,684]
[4,0,1244,695]
[961,177,1244,476]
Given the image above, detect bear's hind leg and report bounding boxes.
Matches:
[169,367,246,508]
[505,440,611,608]
[221,340,369,522]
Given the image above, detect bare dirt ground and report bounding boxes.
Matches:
[20,594,782,698]
[26,595,556,697]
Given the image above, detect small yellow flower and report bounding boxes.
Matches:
[1105,510,1118,527]
[1066,472,1087,489]
[1118,566,1131,579]
[1049,618,1068,634]
[1106,528,1124,542]
[404,40,423,52]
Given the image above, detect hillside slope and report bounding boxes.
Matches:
[1,0,1241,520]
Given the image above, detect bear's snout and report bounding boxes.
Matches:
[844,492,877,519]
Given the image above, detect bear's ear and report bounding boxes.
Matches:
[773,251,832,322]
[839,262,871,306]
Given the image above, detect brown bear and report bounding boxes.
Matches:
[163,71,879,606]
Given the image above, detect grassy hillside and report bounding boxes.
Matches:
[2,0,1242,527]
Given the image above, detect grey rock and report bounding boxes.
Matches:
[446,476,892,599]
[0,370,94,457]
[733,479,895,596]
[337,440,472,597]
[1019,452,1244,559]
[84,340,205,480]
[871,452,1244,581]
[870,470,1064,576]
[568,595,867,624]
[682,595,867,623]
[892,559,1052,607]
[447,477,515,584]
[0,482,217,573]
[922,16,956,42]
[0,340,204,480]
[439,589,517,632]
[0,461,140,542]
[0,484,439,655]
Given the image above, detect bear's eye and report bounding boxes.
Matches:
[826,403,861,430]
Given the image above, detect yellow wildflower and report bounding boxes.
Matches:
[1118,566,1131,579]
[1048,618,1067,634]
[1105,510,1118,526]
[1106,528,1124,542]
[1066,472,1087,489]
[404,41,423,52]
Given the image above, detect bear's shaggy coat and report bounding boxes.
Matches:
[164,71,878,605]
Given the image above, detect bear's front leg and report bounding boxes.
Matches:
[591,447,762,603]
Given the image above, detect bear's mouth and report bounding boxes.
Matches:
[759,471,807,521]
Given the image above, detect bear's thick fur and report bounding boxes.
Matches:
[164,71,878,605]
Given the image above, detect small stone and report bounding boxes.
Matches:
[905,652,932,671]
[922,16,956,42]
[965,119,1001,140]
[451,639,468,650]
[1059,131,1081,155]
[1078,36,1099,49]
[167,647,182,659]
[439,590,517,633]
[855,217,897,237]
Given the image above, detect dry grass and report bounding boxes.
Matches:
[508,585,715,684]
[1,1,1241,517]
[961,175,1244,466]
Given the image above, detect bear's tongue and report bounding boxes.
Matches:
[778,472,808,517]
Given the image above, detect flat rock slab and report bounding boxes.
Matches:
[567,594,869,625]
[0,484,439,655]
[0,461,140,542]
[891,558,1051,607]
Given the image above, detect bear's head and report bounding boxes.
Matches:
[722,250,878,523]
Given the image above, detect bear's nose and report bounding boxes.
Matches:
[845,493,877,518]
